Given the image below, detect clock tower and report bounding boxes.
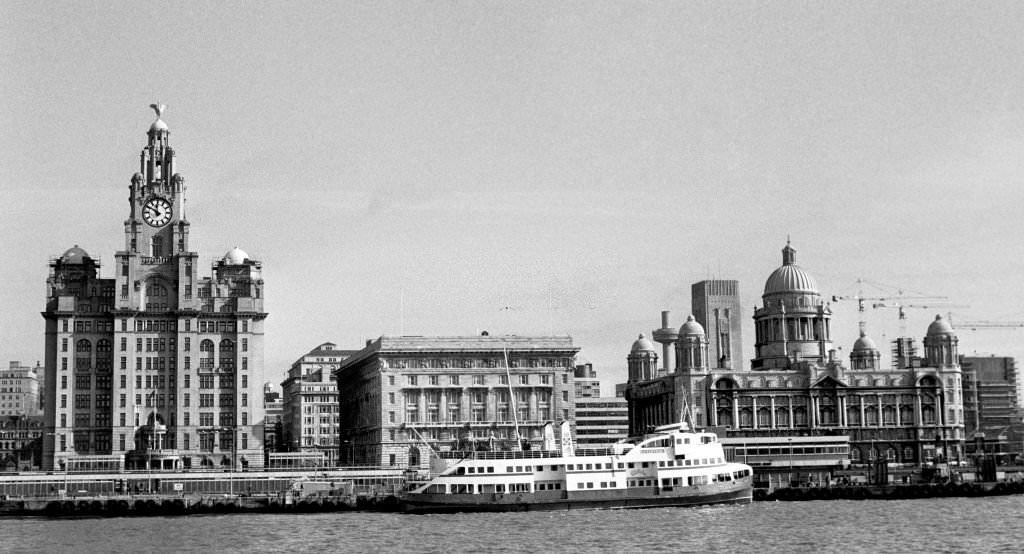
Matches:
[43,105,267,472]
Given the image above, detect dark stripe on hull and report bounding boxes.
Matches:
[402,487,753,514]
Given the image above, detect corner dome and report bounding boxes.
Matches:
[927,314,955,337]
[763,241,819,295]
[60,245,91,264]
[222,247,249,265]
[853,331,877,352]
[679,315,705,336]
[149,118,168,133]
[630,333,656,354]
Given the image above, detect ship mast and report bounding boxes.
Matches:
[503,346,523,451]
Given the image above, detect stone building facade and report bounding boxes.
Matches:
[335,335,579,468]
[41,106,268,471]
[280,342,354,465]
[1,362,42,417]
[626,242,966,465]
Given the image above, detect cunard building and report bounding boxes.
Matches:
[42,105,267,471]
[626,242,966,470]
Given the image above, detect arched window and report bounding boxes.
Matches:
[757,407,771,427]
[714,378,736,390]
[900,405,914,425]
[864,406,878,425]
[882,406,897,425]
[922,406,936,424]
[739,408,753,428]
[200,339,215,370]
[850,447,861,462]
[96,339,112,353]
[903,447,914,462]
[717,409,733,427]
[793,407,808,427]
[76,339,92,353]
[846,407,861,426]
[820,407,836,425]
[775,408,789,427]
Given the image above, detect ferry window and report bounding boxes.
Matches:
[516,466,522,472]
[468,467,475,474]
[526,466,532,472]
[617,463,624,469]
[507,466,513,472]
[685,460,691,466]
[641,462,649,468]
[627,463,634,468]
[496,484,505,493]
[578,483,584,489]
[457,467,466,475]
[605,463,612,469]
[673,478,681,486]
[685,438,690,444]
[658,461,665,467]
[567,464,573,471]
[677,439,682,444]
[555,483,561,490]
[487,467,494,473]
[586,483,594,489]
[585,464,592,470]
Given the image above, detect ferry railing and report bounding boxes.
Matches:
[437,448,614,461]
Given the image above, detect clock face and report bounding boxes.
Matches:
[142,198,172,227]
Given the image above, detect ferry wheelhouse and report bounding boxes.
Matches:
[402,423,753,513]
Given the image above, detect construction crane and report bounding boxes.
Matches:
[831,278,948,335]
[871,302,970,337]
[946,313,1024,331]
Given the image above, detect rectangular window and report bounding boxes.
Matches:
[184,393,190,407]
[242,338,248,352]
[450,375,459,385]
[429,375,439,386]
[408,375,417,386]
[520,375,529,385]
[388,375,395,386]
[119,394,126,408]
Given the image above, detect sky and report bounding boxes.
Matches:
[3,2,1024,393]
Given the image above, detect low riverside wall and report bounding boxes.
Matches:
[755,480,1024,502]
[0,492,402,517]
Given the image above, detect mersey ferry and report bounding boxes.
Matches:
[401,422,753,513]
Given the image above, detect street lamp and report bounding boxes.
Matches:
[787,438,794,487]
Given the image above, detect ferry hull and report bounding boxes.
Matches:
[402,485,752,514]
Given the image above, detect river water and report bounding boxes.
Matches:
[2,496,1022,553]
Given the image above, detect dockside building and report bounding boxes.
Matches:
[335,335,579,468]
[41,106,268,471]
[626,242,966,466]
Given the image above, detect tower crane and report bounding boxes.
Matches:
[946,314,1024,331]
[870,302,970,337]
[831,278,948,335]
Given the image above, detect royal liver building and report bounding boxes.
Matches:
[42,106,268,471]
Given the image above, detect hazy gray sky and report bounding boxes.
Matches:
[3,2,1024,392]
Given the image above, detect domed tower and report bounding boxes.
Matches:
[751,241,833,370]
[924,314,959,367]
[849,330,881,370]
[627,334,659,382]
[676,315,709,373]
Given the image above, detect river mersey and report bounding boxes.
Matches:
[2,496,1022,553]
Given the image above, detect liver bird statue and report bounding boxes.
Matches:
[149,102,166,119]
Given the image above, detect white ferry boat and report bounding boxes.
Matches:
[402,423,753,513]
